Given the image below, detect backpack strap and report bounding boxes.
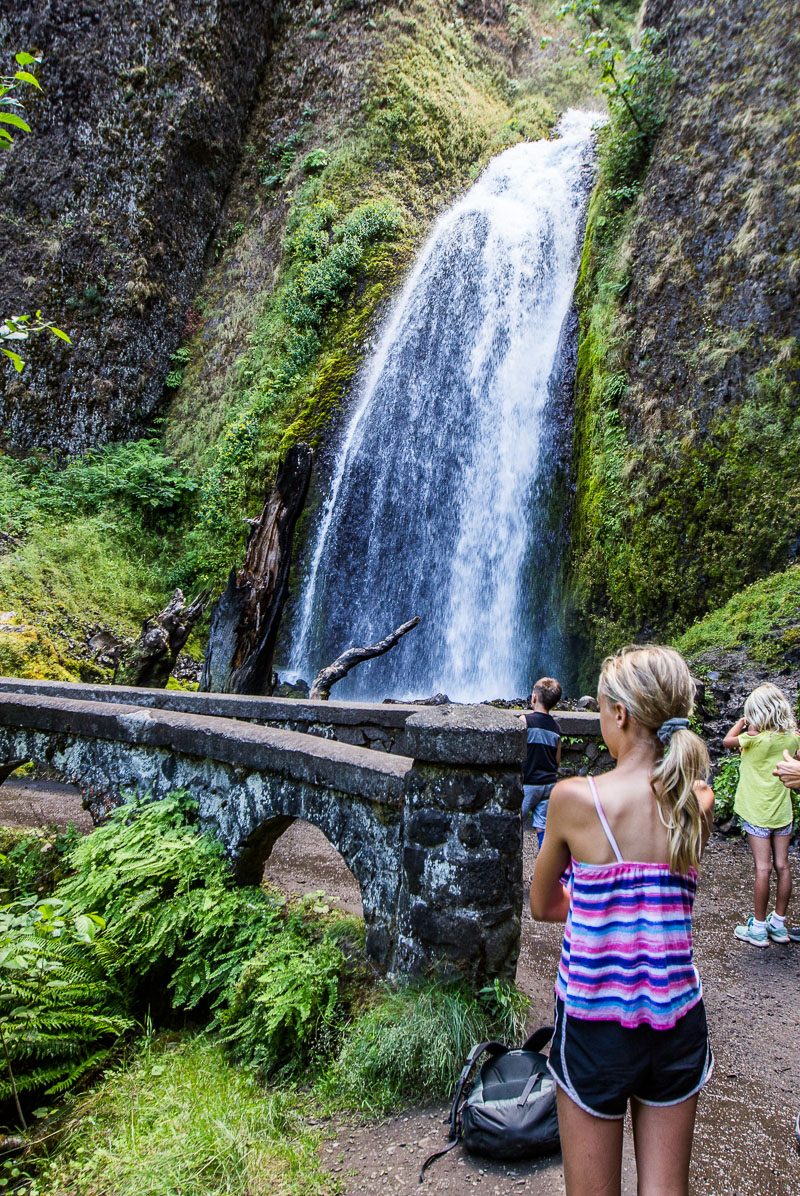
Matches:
[521,1025,554,1054]
[448,1040,507,1136]
[419,1040,507,1183]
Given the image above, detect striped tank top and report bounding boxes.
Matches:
[555,776,702,1030]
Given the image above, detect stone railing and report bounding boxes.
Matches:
[0,684,528,986]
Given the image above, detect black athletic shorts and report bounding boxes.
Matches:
[547,995,713,1119]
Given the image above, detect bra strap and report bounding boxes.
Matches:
[586,776,624,863]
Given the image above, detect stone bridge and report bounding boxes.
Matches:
[0,678,602,985]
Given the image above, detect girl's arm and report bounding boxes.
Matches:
[722,717,747,750]
[530,780,576,923]
[695,779,715,854]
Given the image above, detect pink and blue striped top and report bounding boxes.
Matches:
[555,777,702,1030]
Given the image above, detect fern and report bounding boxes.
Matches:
[0,898,132,1102]
[220,930,348,1078]
[58,793,287,1014]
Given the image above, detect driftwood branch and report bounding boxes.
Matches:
[200,444,312,695]
[114,588,210,688]
[309,616,421,701]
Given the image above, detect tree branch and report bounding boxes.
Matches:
[309,617,421,700]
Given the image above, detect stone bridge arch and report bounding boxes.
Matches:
[0,680,603,982]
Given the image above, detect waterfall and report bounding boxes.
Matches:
[286,110,599,701]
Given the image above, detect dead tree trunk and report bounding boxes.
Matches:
[114,589,209,689]
[200,443,312,695]
[309,616,421,700]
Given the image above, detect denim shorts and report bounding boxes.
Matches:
[547,996,713,1119]
[741,819,792,838]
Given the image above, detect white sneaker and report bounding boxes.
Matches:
[734,916,769,947]
[766,913,790,944]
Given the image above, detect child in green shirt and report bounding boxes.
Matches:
[723,683,800,947]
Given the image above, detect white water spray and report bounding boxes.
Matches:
[287,110,600,700]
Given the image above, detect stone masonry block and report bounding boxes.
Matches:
[405,704,525,766]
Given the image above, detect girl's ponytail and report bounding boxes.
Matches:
[598,645,710,874]
[649,724,709,874]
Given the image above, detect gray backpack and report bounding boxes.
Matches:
[420,1027,559,1181]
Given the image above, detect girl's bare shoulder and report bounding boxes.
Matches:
[549,775,593,807]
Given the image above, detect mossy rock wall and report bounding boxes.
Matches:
[570,0,800,677]
[0,0,276,456]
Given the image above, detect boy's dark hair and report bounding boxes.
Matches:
[533,677,562,711]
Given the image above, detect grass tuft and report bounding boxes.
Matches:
[317,978,528,1116]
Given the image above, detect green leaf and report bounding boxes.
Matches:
[2,348,25,372]
[49,326,72,343]
[13,71,41,90]
[14,53,39,67]
[0,113,31,132]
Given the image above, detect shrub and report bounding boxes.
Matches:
[712,756,740,823]
[31,439,198,518]
[57,793,284,1014]
[221,930,349,1079]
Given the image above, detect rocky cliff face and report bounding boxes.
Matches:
[570,0,800,672]
[0,0,275,455]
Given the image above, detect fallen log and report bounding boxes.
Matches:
[113,588,209,688]
[309,616,421,700]
[200,443,312,695]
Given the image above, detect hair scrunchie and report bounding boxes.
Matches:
[656,717,690,745]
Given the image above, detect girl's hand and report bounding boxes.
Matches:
[722,717,747,750]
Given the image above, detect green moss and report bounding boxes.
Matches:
[675,565,800,668]
[0,515,174,680]
[0,625,77,682]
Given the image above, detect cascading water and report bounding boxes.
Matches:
[286,110,599,701]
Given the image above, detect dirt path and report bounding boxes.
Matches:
[263,817,800,1195]
[3,782,799,1194]
[271,824,800,1196]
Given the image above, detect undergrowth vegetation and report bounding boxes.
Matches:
[0,793,529,1194]
[0,441,195,681]
[32,1035,334,1196]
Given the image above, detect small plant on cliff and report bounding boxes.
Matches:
[558,3,672,209]
[1,53,71,372]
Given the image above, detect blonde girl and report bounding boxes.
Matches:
[723,683,800,947]
[531,645,714,1196]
